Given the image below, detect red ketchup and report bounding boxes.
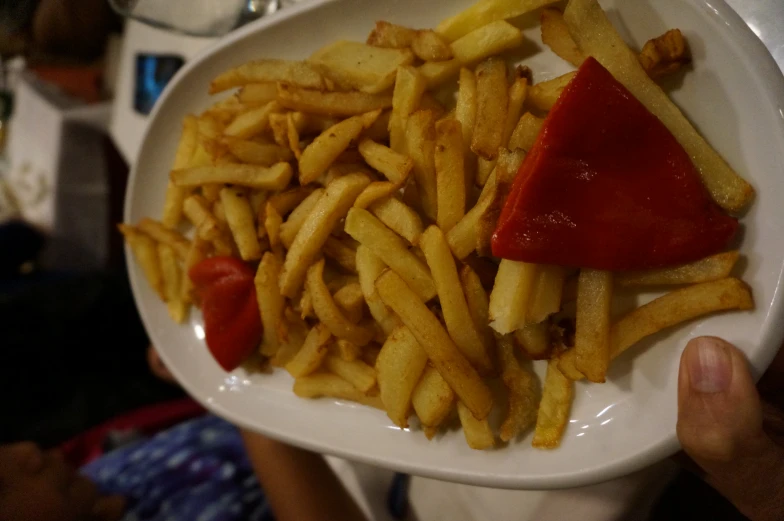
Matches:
[492,57,737,270]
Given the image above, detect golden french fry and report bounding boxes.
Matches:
[220,187,262,261]
[489,260,539,335]
[323,236,357,274]
[527,72,575,112]
[279,188,325,249]
[224,101,283,139]
[336,339,361,361]
[541,8,585,67]
[564,0,753,212]
[406,110,438,220]
[157,243,187,323]
[412,30,453,62]
[460,265,496,355]
[171,163,293,190]
[210,59,325,93]
[376,270,493,419]
[256,252,287,357]
[201,183,222,202]
[368,197,424,245]
[377,326,429,427]
[418,59,462,89]
[455,68,477,186]
[356,245,402,336]
[476,148,525,256]
[162,115,198,229]
[271,312,309,367]
[472,58,508,160]
[277,83,393,117]
[420,226,493,373]
[527,265,567,323]
[225,137,293,166]
[324,354,376,393]
[508,112,544,151]
[345,208,436,302]
[436,0,556,41]
[120,225,164,299]
[367,21,416,48]
[503,78,529,148]
[639,29,691,79]
[285,323,332,378]
[293,372,383,409]
[264,201,283,248]
[358,139,413,185]
[182,194,221,242]
[412,366,455,429]
[307,259,374,346]
[498,335,538,441]
[137,218,190,261]
[333,282,364,323]
[286,112,302,160]
[434,119,466,232]
[279,174,370,297]
[532,360,573,449]
[310,41,414,93]
[457,400,494,450]
[353,181,399,210]
[574,269,613,383]
[616,251,740,287]
[446,171,498,259]
[268,187,315,216]
[514,321,552,360]
[238,83,279,105]
[298,110,381,184]
[181,236,209,304]
[450,21,523,64]
[363,110,392,143]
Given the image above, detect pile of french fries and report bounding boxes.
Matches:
[122,0,754,450]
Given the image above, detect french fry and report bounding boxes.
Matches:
[225,138,293,166]
[120,225,164,299]
[268,186,315,216]
[238,83,278,105]
[503,78,529,149]
[324,354,376,393]
[527,72,575,112]
[446,172,498,259]
[434,119,466,232]
[574,269,613,383]
[220,187,262,261]
[489,260,539,335]
[285,323,332,378]
[476,148,525,256]
[293,373,383,409]
[564,0,753,212]
[277,83,393,117]
[137,218,190,261]
[181,236,209,304]
[368,197,424,245]
[450,21,524,66]
[264,201,283,248]
[162,115,198,229]
[418,59,462,89]
[420,226,493,373]
[287,112,302,160]
[455,68,477,186]
[356,245,402,336]
[201,183,222,202]
[171,163,293,190]
[508,112,544,151]
[310,40,414,94]
[353,181,399,210]
[377,326,429,427]
[406,110,438,220]
[323,236,357,273]
[457,400,494,450]
[514,321,552,360]
[532,360,573,449]
[376,270,493,419]
[272,312,309,367]
[358,139,413,184]
[367,21,416,48]
[182,194,221,242]
[210,59,325,93]
[472,58,508,160]
[345,208,436,302]
[436,0,556,42]
[279,174,370,297]
[298,110,381,184]
[527,265,567,323]
[336,339,361,362]
[498,335,538,441]
[307,259,374,346]
[541,8,585,67]
[279,188,325,249]
[460,265,496,355]
[256,253,287,357]
[616,251,740,287]
[411,366,455,429]
[333,282,364,323]
[412,30,453,62]
[639,29,691,79]
[224,101,283,139]
[157,243,187,323]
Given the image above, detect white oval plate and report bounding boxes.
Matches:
[125,0,784,489]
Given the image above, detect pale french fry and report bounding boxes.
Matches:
[285,323,332,378]
[574,269,613,383]
[358,139,413,185]
[137,218,190,260]
[616,251,740,287]
[367,21,416,48]
[514,321,552,360]
[345,208,436,302]
[472,58,508,160]
[277,83,393,117]
[532,360,573,449]
[412,30,453,62]
[238,83,279,105]
[324,354,376,393]
[356,245,402,336]
[418,59,462,89]
[503,78,529,148]
[256,252,287,357]
[268,187,315,216]
[333,282,364,323]
[564,0,754,211]
[498,335,538,441]
[307,259,374,346]
[264,201,283,248]
[225,137,293,166]
[406,110,438,220]
[434,119,466,232]
[527,265,567,323]
[157,243,187,323]
[376,270,493,419]
[412,366,455,430]
[336,339,361,362]
[280,174,370,297]
[436,0,556,41]
[446,172,498,259]
[460,265,496,355]
[420,226,493,373]
[368,197,424,245]
[162,115,198,229]
[299,110,381,184]
[220,187,262,261]
[489,260,539,335]
[353,181,399,210]
[508,112,544,151]
[450,21,523,64]
[455,68,477,186]
[181,236,209,304]
[224,101,283,138]
[310,41,414,93]
[120,225,164,299]
[293,372,383,409]
[457,400,494,450]
[279,188,325,249]
[541,8,585,67]
[323,236,357,274]
[527,72,575,112]
[377,326,429,427]
[171,163,293,190]
[210,59,325,93]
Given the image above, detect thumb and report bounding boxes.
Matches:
[677,336,784,521]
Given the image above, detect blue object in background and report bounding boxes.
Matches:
[134,54,185,115]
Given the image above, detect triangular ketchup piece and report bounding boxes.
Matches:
[492,57,737,270]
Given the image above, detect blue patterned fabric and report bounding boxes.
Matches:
[81,415,273,521]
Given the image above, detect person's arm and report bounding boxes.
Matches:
[240,430,369,521]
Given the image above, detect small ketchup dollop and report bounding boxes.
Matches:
[492,57,738,270]
[189,257,262,372]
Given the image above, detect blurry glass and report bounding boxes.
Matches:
[108,0,290,37]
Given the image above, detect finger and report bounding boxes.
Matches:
[677,336,784,521]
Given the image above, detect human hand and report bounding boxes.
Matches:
[676,336,784,521]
